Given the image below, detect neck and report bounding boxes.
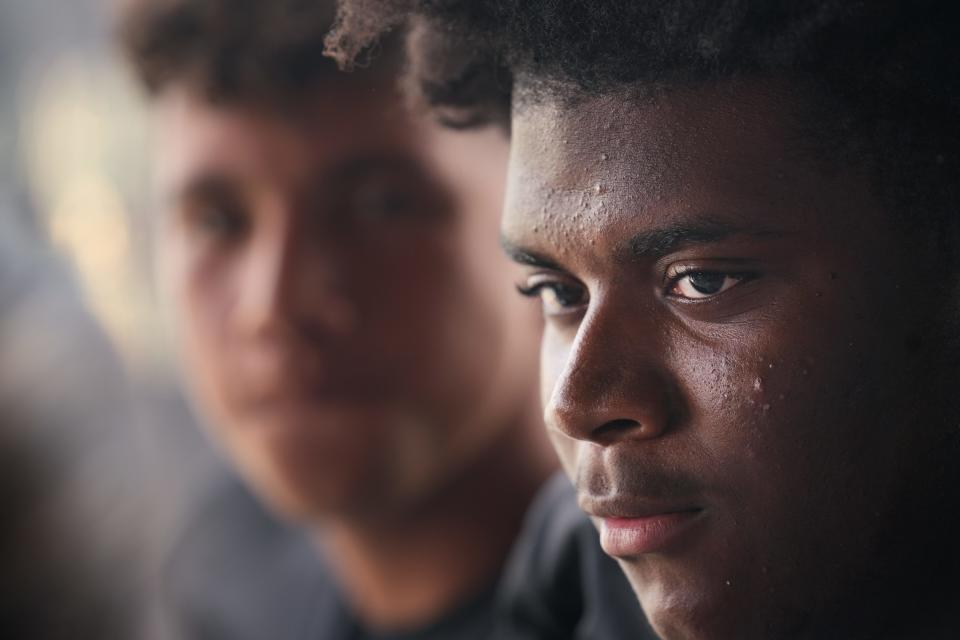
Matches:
[316,410,555,631]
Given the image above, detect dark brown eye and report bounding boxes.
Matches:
[187,203,249,241]
[517,280,588,316]
[176,176,250,243]
[354,184,417,219]
[670,271,744,300]
[688,272,726,295]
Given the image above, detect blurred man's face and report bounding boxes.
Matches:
[154,81,540,522]
[503,82,957,638]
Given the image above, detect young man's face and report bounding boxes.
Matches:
[154,80,541,522]
[504,82,956,638]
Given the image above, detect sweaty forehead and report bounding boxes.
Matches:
[502,81,834,251]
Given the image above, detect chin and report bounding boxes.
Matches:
[219,403,442,522]
[253,459,382,523]
[270,479,367,522]
[230,428,384,523]
[623,564,743,640]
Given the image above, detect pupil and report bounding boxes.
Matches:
[555,285,580,306]
[203,208,244,236]
[688,272,725,294]
[358,189,409,218]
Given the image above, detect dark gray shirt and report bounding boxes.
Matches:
[164,479,496,640]
[165,473,655,640]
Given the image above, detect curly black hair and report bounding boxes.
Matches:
[118,0,398,108]
[326,0,960,236]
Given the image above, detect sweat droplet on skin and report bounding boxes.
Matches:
[753,377,763,392]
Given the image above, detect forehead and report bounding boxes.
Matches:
[153,84,510,208]
[502,81,869,256]
[152,83,419,196]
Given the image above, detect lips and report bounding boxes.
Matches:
[574,446,708,556]
[580,490,705,557]
[598,509,703,556]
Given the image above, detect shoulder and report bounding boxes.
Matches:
[162,477,349,640]
[495,473,656,640]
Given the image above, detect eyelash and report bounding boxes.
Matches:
[517,269,755,312]
[516,281,588,314]
[184,205,249,241]
[665,268,756,301]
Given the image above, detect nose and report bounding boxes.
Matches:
[544,303,673,446]
[235,217,355,340]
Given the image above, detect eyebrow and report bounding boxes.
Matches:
[619,220,785,262]
[500,236,563,270]
[327,153,422,183]
[501,218,787,269]
[165,172,242,210]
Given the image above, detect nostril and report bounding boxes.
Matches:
[591,418,643,444]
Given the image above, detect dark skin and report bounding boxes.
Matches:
[503,80,960,639]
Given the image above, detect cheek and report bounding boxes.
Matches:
[165,246,233,378]
[698,345,804,424]
[159,243,240,430]
[357,237,497,402]
[540,327,580,472]
[677,302,891,514]
[356,243,458,365]
[184,265,228,339]
[539,326,571,409]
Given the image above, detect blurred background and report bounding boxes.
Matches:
[3,0,162,369]
[0,0,222,635]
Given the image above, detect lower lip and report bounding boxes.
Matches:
[600,511,702,557]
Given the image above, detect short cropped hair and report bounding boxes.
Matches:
[118,0,352,107]
[326,0,960,241]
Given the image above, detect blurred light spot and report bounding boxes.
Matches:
[20,54,162,370]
